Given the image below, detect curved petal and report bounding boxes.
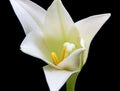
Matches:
[44,0,74,39]
[58,39,85,71]
[75,13,111,64]
[10,0,46,35]
[58,48,85,71]
[20,31,56,67]
[43,65,79,91]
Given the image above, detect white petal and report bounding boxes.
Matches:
[20,31,56,67]
[44,0,74,39]
[10,0,46,35]
[75,13,111,63]
[75,14,111,45]
[67,26,82,49]
[43,65,79,91]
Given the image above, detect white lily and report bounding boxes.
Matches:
[10,0,111,91]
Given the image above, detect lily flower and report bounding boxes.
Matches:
[10,0,111,91]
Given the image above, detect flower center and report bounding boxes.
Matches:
[51,42,76,65]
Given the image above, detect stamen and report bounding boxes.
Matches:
[51,42,75,65]
[51,47,66,65]
[51,52,59,65]
[61,47,66,61]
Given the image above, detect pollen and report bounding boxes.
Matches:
[51,47,66,65]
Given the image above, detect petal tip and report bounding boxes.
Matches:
[103,13,111,18]
[98,13,111,20]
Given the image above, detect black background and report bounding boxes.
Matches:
[1,0,118,91]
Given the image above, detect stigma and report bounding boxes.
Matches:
[51,42,76,65]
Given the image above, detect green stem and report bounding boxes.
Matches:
[66,72,79,91]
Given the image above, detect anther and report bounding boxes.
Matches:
[51,52,59,65]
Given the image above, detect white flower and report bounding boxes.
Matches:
[10,0,111,91]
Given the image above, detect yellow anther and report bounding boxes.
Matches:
[51,52,59,65]
[61,47,66,61]
[51,47,66,65]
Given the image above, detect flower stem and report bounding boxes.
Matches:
[66,72,79,91]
